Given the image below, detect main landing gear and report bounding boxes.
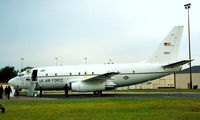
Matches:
[93,91,102,96]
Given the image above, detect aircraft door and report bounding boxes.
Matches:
[32,70,38,81]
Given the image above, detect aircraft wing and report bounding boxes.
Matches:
[162,60,193,68]
[82,72,119,82]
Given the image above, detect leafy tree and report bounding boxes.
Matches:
[0,66,18,82]
[21,66,34,72]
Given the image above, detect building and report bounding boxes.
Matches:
[176,66,200,89]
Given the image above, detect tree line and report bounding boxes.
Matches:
[0,66,33,82]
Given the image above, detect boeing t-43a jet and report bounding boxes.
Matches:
[9,26,191,96]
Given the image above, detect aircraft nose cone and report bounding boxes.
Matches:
[8,78,15,86]
[8,79,12,85]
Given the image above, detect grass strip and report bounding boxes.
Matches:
[1,97,200,120]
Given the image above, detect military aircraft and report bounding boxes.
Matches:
[9,26,190,96]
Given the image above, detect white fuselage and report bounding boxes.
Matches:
[8,26,185,93]
[9,62,180,91]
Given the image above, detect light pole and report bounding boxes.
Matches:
[184,3,192,89]
[55,57,58,66]
[21,58,24,71]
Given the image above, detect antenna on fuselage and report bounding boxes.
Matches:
[84,58,87,64]
[20,58,24,72]
[55,57,58,66]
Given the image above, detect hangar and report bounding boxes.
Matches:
[118,66,200,90]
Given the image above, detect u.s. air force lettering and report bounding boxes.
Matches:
[39,78,63,83]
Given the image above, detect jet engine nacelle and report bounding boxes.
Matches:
[71,81,105,92]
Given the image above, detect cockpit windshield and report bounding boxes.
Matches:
[18,73,25,77]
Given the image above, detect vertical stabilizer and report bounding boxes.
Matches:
[148,26,184,64]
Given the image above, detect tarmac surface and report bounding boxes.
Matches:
[1,92,200,101]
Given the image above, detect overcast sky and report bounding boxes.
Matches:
[0,0,199,70]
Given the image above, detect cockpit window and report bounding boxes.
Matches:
[18,73,25,77]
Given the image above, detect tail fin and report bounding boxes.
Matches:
[148,26,184,64]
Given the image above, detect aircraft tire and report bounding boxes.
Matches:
[93,91,102,96]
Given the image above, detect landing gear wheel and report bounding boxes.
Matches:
[93,91,102,96]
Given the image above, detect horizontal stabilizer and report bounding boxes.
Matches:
[83,72,119,82]
[162,60,193,68]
